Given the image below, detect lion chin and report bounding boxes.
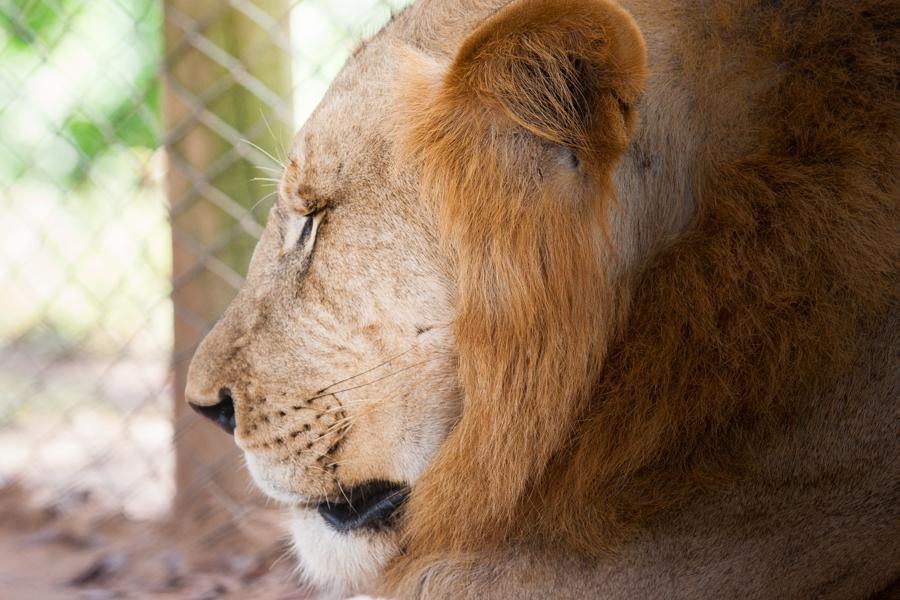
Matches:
[185,0,900,598]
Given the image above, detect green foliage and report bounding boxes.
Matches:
[1,0,76,51]
[62,68,161,185]
[0,0,167,353]
[1,0,162,185]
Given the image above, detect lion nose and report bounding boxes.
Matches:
[189,387,236,435]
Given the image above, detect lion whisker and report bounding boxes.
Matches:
[302,412,368,446]
[304,357,443,404]
[259,108,289,165]
[335,478,352,506]
[320,394,393,412]
[241,138,284,169]
[315,323,453,395]
[315,345,418,394]
[250,190,278,212]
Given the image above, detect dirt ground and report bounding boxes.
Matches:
[0,481,313,599]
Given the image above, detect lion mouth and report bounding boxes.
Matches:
[317,480,410,533]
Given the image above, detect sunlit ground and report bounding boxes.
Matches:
[0,343,174,519]
[0,410,173,518]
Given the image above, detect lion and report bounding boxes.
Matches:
[184,0,900,597]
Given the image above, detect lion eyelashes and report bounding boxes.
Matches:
[281,211,323,256]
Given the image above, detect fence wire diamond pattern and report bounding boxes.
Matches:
[0,0,411,521]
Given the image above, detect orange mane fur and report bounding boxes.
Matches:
[389,0,898,587]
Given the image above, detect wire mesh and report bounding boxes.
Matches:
[0,0,411,536]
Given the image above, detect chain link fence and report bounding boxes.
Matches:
[1,0,409,593]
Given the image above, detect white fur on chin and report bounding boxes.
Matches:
[290,508,401,600]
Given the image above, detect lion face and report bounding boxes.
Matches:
[185,25,462,594]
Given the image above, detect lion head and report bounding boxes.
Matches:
[185,0,897,597]
[187,1,645,593]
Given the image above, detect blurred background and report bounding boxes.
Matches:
[0,0,410,596]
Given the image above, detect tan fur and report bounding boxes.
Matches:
[185,0,900,597]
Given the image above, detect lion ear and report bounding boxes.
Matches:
[396,0,646,215]
[447,0,644,169]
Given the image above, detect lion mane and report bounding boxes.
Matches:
[387,0,898,589]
